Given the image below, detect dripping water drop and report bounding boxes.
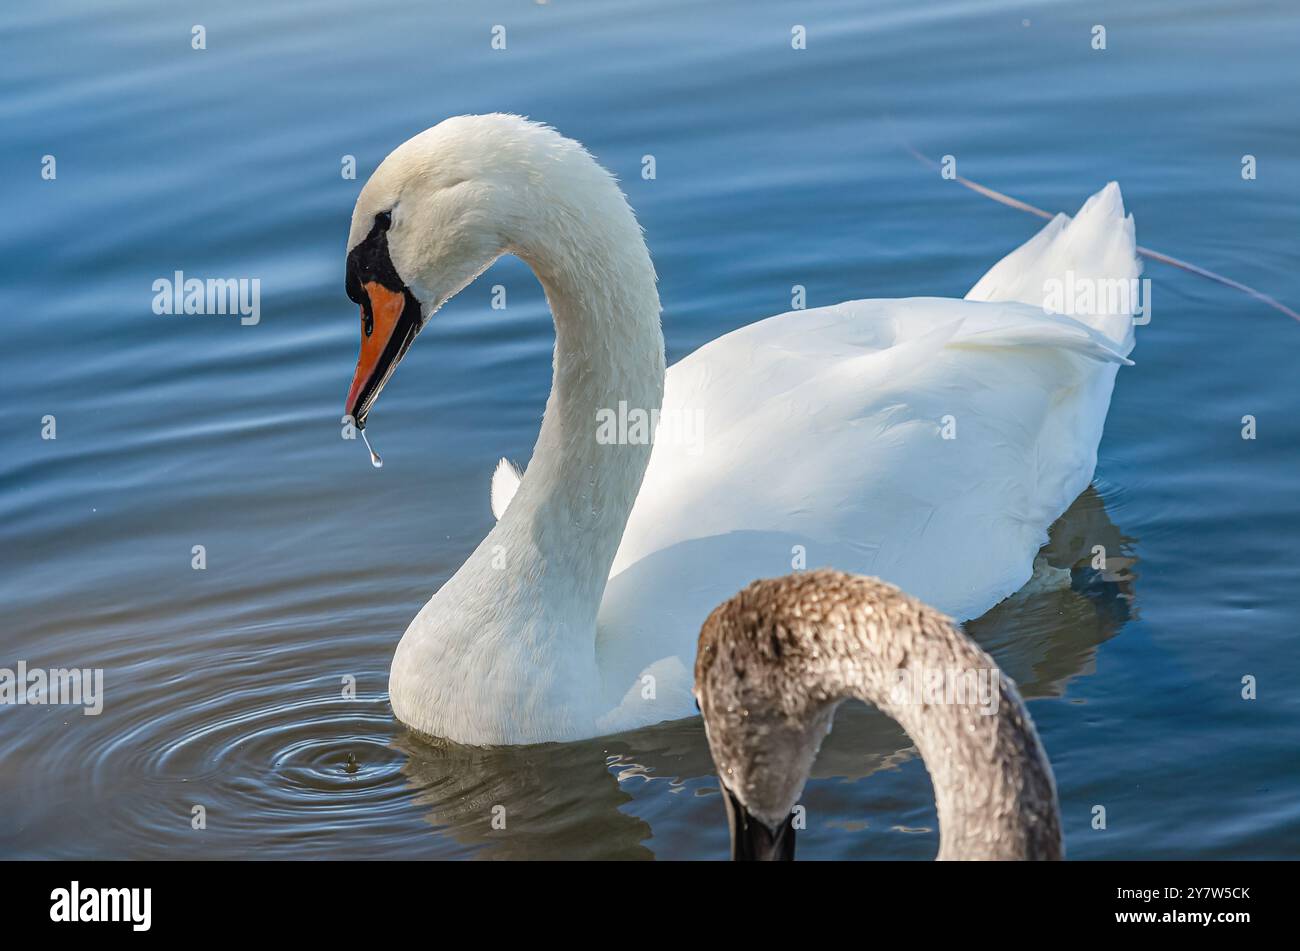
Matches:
[360,428,383,468]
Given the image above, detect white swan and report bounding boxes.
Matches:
[695,570,1063,861]
[341,114,1140,745]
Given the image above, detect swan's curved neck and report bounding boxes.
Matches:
[845,655,1062,860]
[485,193,665,620]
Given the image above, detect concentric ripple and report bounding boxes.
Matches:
[0,573,445,859]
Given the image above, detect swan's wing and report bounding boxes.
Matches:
[595,298,1123,729]
[594,184,1140,730]
[490,457,523,520]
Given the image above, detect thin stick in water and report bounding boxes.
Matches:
[894,134,1300,324]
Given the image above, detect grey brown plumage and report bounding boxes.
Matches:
[695,569,1063,860]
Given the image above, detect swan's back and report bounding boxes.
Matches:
[595,183,1140,731]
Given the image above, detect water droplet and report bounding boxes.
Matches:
[344,751,359,774]
[360,428,383,468]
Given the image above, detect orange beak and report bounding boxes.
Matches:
[345,280,422,429]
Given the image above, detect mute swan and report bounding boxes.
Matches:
[342,114,1140,745]
[695,569,1063,860]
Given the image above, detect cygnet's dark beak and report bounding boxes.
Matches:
[722,784,796,861]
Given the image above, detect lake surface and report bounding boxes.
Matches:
[2,0,1298,859]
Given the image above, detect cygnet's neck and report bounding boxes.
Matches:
[837,623,1063,860]
[852,670,1061,860]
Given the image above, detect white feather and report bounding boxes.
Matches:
[490,457,522,520]
[365,116,1142,744]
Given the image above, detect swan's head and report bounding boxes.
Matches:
[695,571,859,861]
[343,113,626,428]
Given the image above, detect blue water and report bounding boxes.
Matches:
[2,0,1298,859]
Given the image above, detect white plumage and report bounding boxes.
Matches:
[352,115,1140,745]
[489,457,522,520]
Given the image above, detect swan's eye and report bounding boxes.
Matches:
[375,210,393,230]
